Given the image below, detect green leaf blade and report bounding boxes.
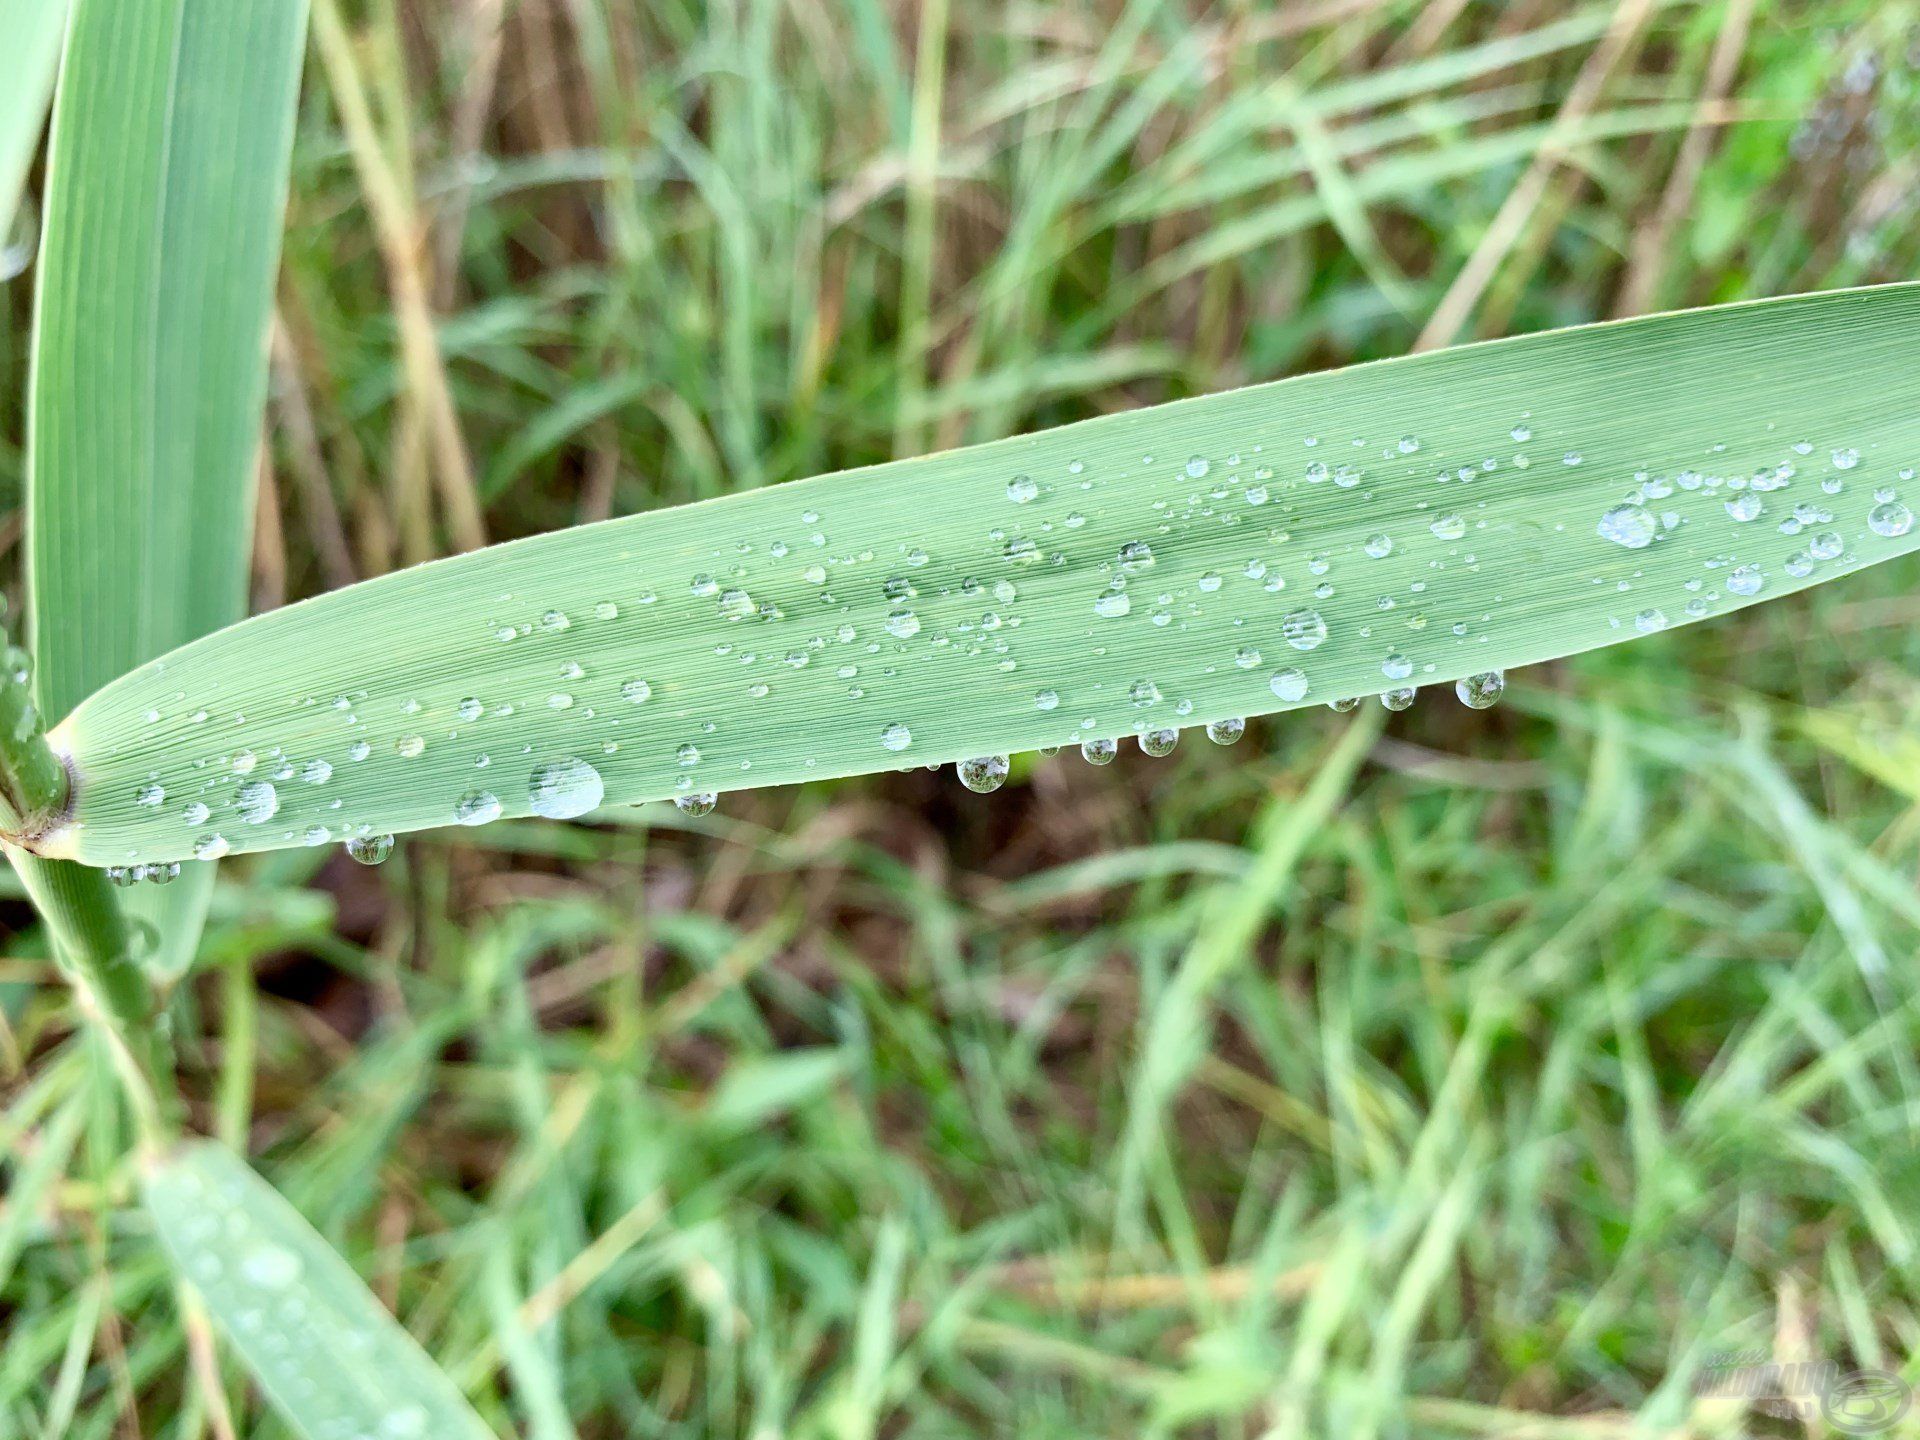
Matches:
[143,1141,496,1440]
[0,0,67,248]
[26,0,308,954]
[45,284,1920,867]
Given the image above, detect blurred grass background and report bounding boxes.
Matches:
[6,0,1920,1434]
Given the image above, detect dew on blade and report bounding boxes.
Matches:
[1869,500,1914,537]
[1596,504,1657,549]
[1455,671,1505,709]
[1080,737,1117,766]
[235,781,278,824]
[1140,728,1179,757]
[957,755,1009,793]
[529,758,604,819]
[1381,687,1417,711]
[455,790,501,826]
[1206,717,1245,745]
[673,792,717,816]
[346,833,395,865]
[1280,609,1328,651]
[1269,667,1309,702]
[880,722,912,752]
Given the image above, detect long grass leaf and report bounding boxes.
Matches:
[26,0,308,961]
[38,284,1920,867]
[143,1141,496,1440]
[0,0,66,249]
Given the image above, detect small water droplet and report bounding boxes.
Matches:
[135,783,165,808]
[1869,500,1914,538]
[1080,737,1117,766]
[1281,609,1328,651]
[346,833,395,865]
[880,722,912,752]
[1380,687,1417,712]
[674,792,717,816]
[1007,474,1039,503]
[1205,717,1245,745]
[1726,565,1765,597]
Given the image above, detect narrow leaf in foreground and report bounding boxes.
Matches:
[143,1141,495,1440]
[39,284,1920,867]
[0,0,66,250]
[26,0,309,964]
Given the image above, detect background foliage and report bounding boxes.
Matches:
[4,0,1920,1435]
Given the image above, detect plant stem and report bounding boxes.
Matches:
[0,659,176,1141]
[0,655,70,842]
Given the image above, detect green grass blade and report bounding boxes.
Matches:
[26,0,308,960]
[143,1141,496,1440]
[0,0,66,249]
[40,284,1920,867]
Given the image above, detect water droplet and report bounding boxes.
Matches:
[1634,608,1669,633]
[183,801,210,825]
[1833,447,1860,469]
[193,834,231,861]
[346,833,395,865]
[1206,717,1245,745]
[1809,531,1844,560]
[396,735,426,758]
[1397,436,1421,455]
[1281,609,1328,651]
[301,759,333,785]
[1869,500,1914,538]
[1510,423,1531,442]
[1725,493,1764,522]
[1034,688,1059,711]
[1117,540,1154,569]
[1596,504,1657,549]
[621,679,653,705]
[1128,679,1161,707]
[135,783,165,808]
[1269,668,1309,702]
[677,742,701,767]
[236,781,279,824]
[530,758,604,819]
[239,1244,302,1289]
[1380,687,1417,712]
[1080,737,1117,766]
[1455,671,1505,709]
[1726,565,1764,597]
[1429,514,1467,541]
[885,610,921,639]
[1094,590,1131,618]
[1364,533,1393,559]
[880,723,912,752]
[957,755,1009,793]
[1140,729,1179,757]
[1007,474,1039,503]
[455,790,501,826]
[674,792,717,816]
[1185,455,1210,479]
[1327,696,1360,713]
[1381,651,1413,681]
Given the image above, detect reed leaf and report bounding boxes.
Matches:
[38,283,1920,868]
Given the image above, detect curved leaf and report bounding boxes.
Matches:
[40,284,1920,867]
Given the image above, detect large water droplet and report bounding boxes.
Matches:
[880,723,912,752]
[1139,728,1179,757]
[236,781,279,824]
[1455,671,1505,709]
[1380,687,1416,711]
[1597,504,1657,549]
[674,792,717,816]
[1869,500,1914,538]
[1007,474,1039,503]
[1725,565,1764,597]
[455,790,501,826]
[529,758,604,819]
[1269,668,1309,702]
[1281,609,1328,651]
[1080,737,1116,766]
[957,755,1009,793]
